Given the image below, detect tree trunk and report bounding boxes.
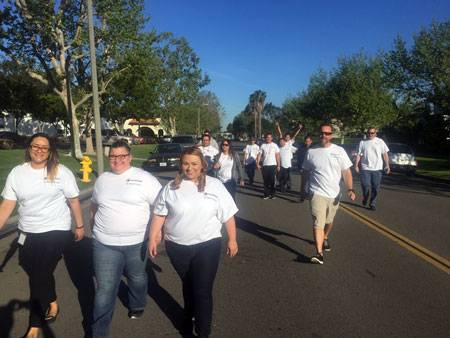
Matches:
[85,134,95,155]
[168,116,177,135]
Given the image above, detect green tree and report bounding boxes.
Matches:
[0,0,146,158]
[384,21,450,150]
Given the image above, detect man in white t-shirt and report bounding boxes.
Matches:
[198,134,219,175]
[354,127,390,211]
[256,133,280,199]
[278,137,297,192]
[302,123,356,265]
[90,140,162,337]
[276,121,304,189]
[243,137,260,185]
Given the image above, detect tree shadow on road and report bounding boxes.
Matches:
[236,217,311,263]
[379,174,450,198]
[64,237,95,338]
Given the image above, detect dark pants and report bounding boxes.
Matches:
[223,180,237,201]
[277,167,290,192]
[262,165,277,197]
[18,230,71,327]
[360,170,383,207]
[165,238,221,337]
[245,162,256,185]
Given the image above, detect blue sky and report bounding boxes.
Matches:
[145,0,450,129]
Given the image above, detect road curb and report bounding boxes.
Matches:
[0,187,94,239]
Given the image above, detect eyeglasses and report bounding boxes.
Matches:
[368,132,376,135]
[30,144,50,152]
[109,154,130,160]
[222,144,230,147]
[320,132,333,136]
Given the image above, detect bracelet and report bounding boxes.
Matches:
[76,225,84,229]
[347,189,355,193]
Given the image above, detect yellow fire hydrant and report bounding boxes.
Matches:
[80,156,93,183]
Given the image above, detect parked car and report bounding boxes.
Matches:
[388,143,417,174]
[171,135,197,148]
[158,135,172,144]
[142,143,183,171]
[0,131,28,149]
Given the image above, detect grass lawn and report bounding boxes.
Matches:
[0,144,157,192]
[416,157,450,181]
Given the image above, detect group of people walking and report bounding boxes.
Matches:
[0,123,391,337]
[0,135,238,338]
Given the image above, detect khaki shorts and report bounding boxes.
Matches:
[310,193,340,229]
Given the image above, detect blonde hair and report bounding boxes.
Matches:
[171,147,207,192]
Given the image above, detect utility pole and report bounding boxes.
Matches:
[87,0,104,174]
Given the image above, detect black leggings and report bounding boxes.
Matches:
[165,238,221,337]
[18,230,71,327]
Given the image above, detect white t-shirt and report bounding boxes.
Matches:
[279,144,298,168]
[153,176,238,246]
[91,167,162,246]
[216,153,234,183]
[358,137,389,171]
[199,145,219,166]
[243,144,260,165]
[259,142,280,166]
[302,144,353,198]
[2,163,79,233]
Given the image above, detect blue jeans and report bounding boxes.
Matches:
[92,240,148,338]
[360,170,383,207]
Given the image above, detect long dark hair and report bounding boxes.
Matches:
[171,146,207,192]
[25,133,59,181]
[220,139,234,159]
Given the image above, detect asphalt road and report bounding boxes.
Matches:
[0,169,449,338]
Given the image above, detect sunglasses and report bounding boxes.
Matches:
[222,144,230,147]
[320,132,332,136]
[368,132,376,135]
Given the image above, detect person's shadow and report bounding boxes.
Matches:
[236,216,312,263]
[63,237,95,338]
[0,237,18,272]
[117,259,188,336]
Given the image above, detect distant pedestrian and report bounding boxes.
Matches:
[90,140,162,338]
[256,133,280,199]
[149,147,238,337]
[302,124,355,265]
[275,121,304,189]
[243,137,260,185]
[197,129,219,150]
[278,138,297,192]
[213,140,245,200]
[354,128,390,210]
[298,135,313,201]
[198,134,219,176]
[0,133,84,338]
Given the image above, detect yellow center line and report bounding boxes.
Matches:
[340,203,450,275]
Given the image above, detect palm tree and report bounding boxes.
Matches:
[249,90,266,138]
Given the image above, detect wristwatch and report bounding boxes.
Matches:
[347,189,355,193]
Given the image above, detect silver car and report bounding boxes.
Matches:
[388,143,417,174]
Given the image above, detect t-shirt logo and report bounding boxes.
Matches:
[126,178,143,186]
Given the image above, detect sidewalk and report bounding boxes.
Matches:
[0,188,93,238]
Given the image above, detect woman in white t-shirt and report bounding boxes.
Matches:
[148,146,238,337]
[0,133,83,338]
[213,139,244,200]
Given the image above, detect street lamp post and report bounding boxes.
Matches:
[86,0,104,174]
